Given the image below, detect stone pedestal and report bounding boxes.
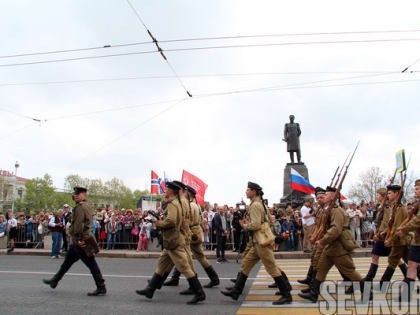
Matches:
[280,162,311,206]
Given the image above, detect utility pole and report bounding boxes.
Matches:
[11,161,20,213]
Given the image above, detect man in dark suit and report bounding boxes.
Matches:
[213,206,229,263]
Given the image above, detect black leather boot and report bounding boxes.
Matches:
[299,278,321,303]
[379,267,395,291]
[87,273,106,296]
[272,274,292,305]
[398,278,415,303]
[156,272,170,290]
[230,272,240,284]
[268,282,277,288]
[363,263,379,281]
[298,265,313,285]
[186,275,206,304]
[300,270,317,294]
[399,263,408,278]
[221,272,247,300]
[163,268,181,286]
[42,275,61,289]
[276,271,292,296]
[136,273,162,299]
[203,266,220,288]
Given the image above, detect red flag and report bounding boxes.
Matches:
[181,170,208,206]
[340,194,347,201]
[151,170,160,194]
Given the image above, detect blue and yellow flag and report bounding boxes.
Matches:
[395,149,406,173]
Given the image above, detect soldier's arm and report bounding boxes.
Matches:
[244,205,262,231]
[377,208,391,236]
[319,208,344,246]
[390,207,407,242]
[401,212,420,233]
[160,203,177,230]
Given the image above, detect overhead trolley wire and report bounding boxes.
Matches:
[2,37,420,68]
[2,29,420,59]
[2,71,415,88]
[126,0,192,97]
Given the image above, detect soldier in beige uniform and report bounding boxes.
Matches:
[298,187,326,292]
[43,187,106,296]
[163,181,196,288]
[186,186,220,288]
[300,186,365,303]
[396,179,420,301]
[378,184,409,288]
[222,182,293,305]
[136,181,205,304]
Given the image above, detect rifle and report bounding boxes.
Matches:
[333,152,350,188]
[329,166,340,187]
[385,171,408,241]
[317,142,359,241]
[399,201,420,230]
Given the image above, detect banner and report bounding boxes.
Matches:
[181,170,208,206]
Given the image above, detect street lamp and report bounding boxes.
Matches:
[11,161,20,213]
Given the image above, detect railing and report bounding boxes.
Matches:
[5,221,374,251]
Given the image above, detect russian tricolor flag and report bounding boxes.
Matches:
[290,168,315,194]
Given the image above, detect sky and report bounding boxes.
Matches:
[1,0,419,206]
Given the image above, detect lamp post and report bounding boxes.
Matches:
[11,161,20,213]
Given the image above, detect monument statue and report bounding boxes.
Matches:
[283,115,301,163]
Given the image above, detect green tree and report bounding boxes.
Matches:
[22,174,56,212]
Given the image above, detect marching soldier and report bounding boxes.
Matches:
[378,184,409,288]
[43,187,106,296]
[136,181,205,304]
[186,186,220,288]
[299,186,366,303]
[298,187,327,293]
[396,179,420,301]
[163,181,197,290]
[221,182,293,305]
[346,187,406,294]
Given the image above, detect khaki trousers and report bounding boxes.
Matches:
[156,246,195,279]
[241,244,281,277]
[316,251,362,282]
[190,242,210,269]
[388,245,409,268]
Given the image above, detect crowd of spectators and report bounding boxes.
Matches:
[3,197,417,255]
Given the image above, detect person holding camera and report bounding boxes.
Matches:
[301,197,315,253]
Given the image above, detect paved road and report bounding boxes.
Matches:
[0,255,259,315]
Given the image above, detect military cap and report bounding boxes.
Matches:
[315,187,326,196]
[326,186,337,193]
[166,181,181,191]
[377,188,387,195]
[387,184,401,192]
[73,186,87,194]
[172,180,187,190]
[248,181,263,191]
[415,179,420,187]
[186,185,196,196]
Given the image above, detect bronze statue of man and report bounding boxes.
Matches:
[283,115,301,163]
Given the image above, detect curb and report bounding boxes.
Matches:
[0,248,372,259]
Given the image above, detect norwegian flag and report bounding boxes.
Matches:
[151,170,166,194]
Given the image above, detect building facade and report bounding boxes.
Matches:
[0,169,28,211]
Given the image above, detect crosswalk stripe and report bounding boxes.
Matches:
[236,257,414,314]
